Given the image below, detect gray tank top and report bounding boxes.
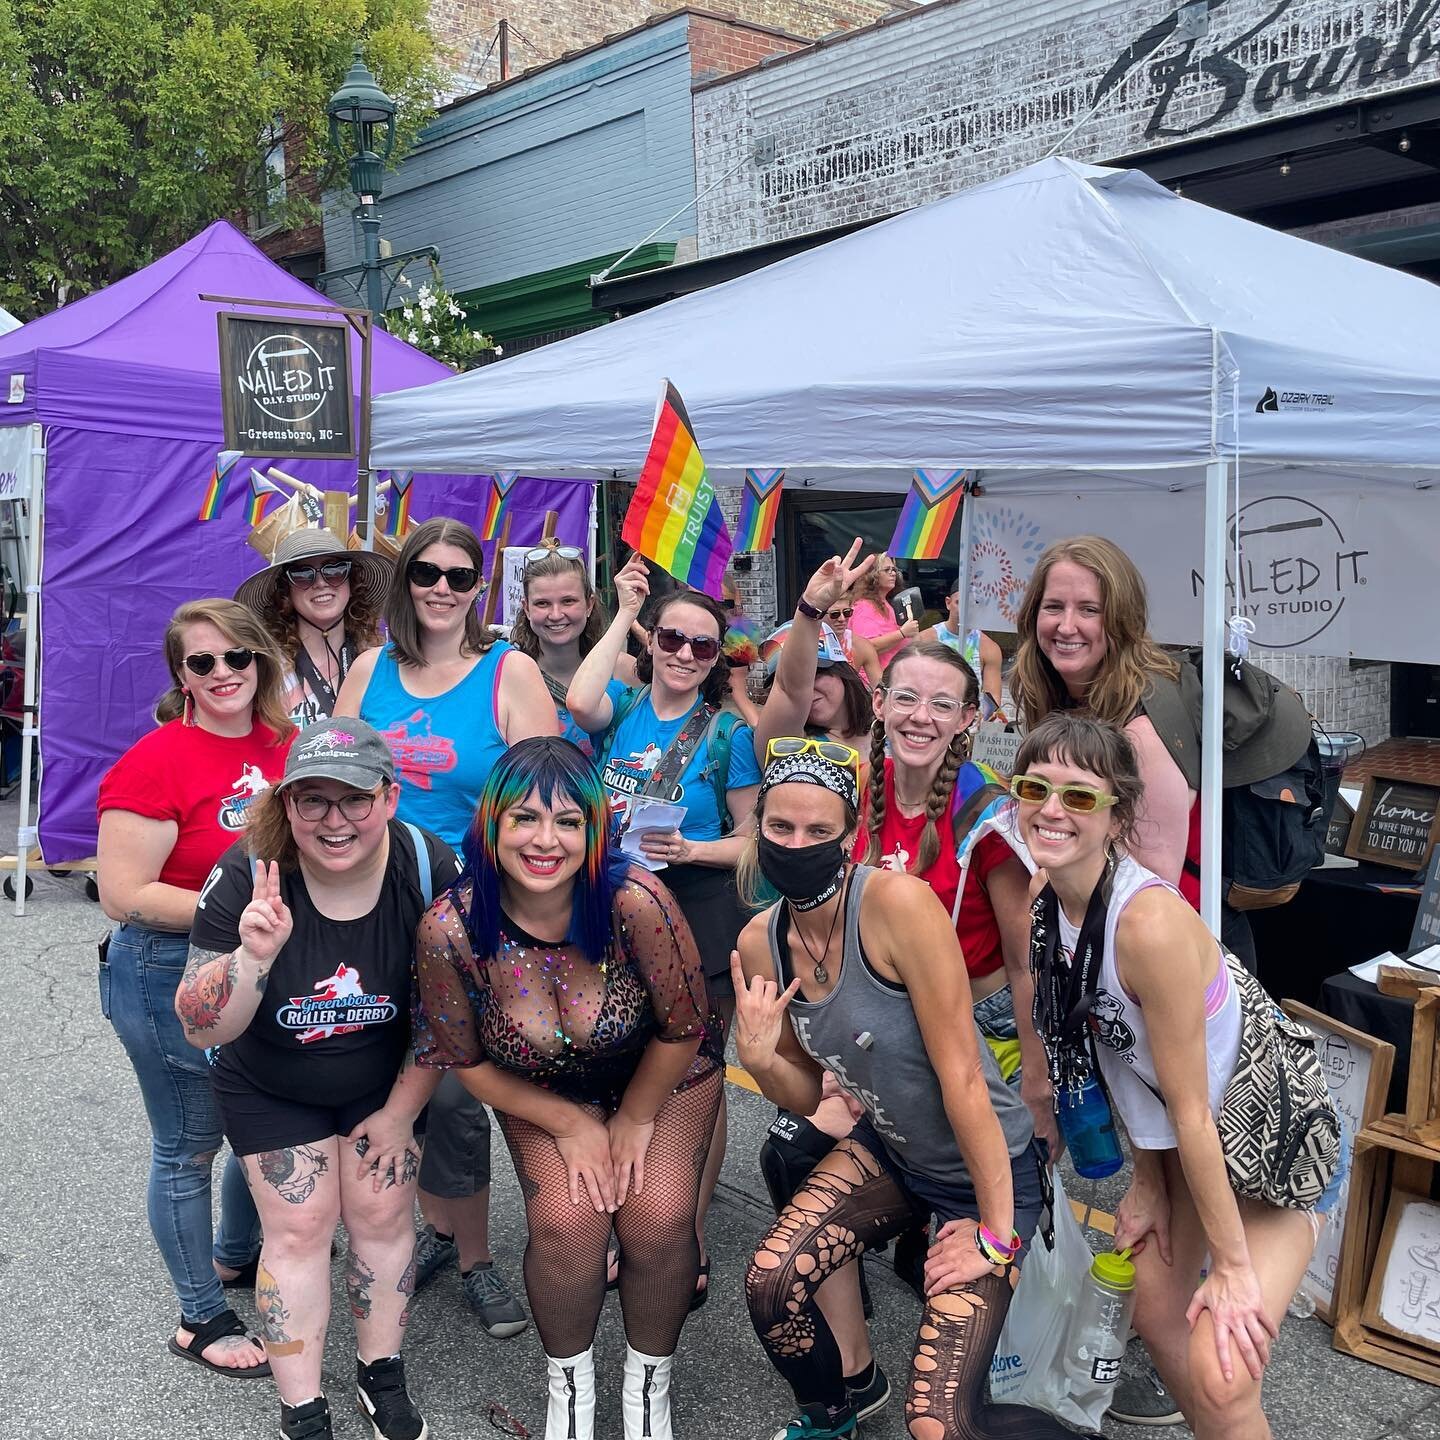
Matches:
[768,865,1033,1191]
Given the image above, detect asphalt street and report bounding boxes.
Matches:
[4,812,1439,1440]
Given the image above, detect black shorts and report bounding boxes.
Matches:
[215,1072,425,1157]
[661,863,748,996]
[416,1070,492,1197]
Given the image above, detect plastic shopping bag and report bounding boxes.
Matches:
[990,1172,1109,1431]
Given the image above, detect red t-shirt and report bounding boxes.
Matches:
[97,721,293,891]
[852,757,1011,980]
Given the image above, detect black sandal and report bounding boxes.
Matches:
[689,1256,711,1313]
[219,1254,259,1290]
[167,1308,272,1378]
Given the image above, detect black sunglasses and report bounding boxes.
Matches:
[184,648,254,677]
[286,560,352,589]
[653,626,720,663]
[407,559,481,594]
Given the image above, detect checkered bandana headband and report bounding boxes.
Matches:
[758,752,858,808]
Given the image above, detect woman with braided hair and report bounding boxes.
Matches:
[731,741,1074,1440]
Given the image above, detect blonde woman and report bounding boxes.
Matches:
[848,552,917,668]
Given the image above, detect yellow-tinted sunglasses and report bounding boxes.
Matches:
[765,736,861,772]
[1010,773,1118,815]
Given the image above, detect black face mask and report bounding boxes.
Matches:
[757,834,848,911]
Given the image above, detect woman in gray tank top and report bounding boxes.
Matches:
[730,741,1075,1440]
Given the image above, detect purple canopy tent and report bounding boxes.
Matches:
[0,220,593,879]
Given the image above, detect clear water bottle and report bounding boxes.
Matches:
[1064,1250,1137,1405]
[1056,1074,1124,1179]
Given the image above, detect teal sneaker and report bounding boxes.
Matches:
[769,1404,857,1440]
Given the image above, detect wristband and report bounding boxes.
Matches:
[975,1224,1021,1266]
[795,595,824,621]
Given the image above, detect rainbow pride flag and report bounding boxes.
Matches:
[621,381,732,598]
[198,450,243,521]
[480,471,518,541]
[889,469,967,560]
[735,468,785,553]
[245,469,287,528]
[386,470,414,537]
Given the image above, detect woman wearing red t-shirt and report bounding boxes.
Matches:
[97,598,294,1378]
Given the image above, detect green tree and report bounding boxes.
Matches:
[0,0,443,318]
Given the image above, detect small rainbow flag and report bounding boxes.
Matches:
[386,470,414,537]
[198,450,243,521]
[245,468,287,528]
[735,468,785,553]
[621,380,732,599]
[889,468,967,560]
[480,470,518,541]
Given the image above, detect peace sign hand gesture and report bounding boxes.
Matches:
[237,860,293,970]
[730,949,802,1071]
[614,552,651,619]
[801,539,875,616]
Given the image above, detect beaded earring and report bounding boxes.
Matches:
[182,689,196,727]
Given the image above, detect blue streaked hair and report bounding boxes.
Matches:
[460,736,623,965]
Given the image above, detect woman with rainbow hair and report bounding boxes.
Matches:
[411,736,723,1440]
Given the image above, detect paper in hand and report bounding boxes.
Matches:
[620,800,688,872]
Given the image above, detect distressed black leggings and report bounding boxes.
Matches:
[745,1137,1077,1440]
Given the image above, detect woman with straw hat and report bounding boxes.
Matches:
[236,529,392,728]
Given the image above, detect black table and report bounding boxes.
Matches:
[1320,969,1416,1114]
[1251,860,1420,1010]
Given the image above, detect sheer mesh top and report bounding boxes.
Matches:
[413,867,721,1109]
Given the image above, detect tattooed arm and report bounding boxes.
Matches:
[97,811,198,930]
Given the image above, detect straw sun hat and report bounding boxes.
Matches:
[234,527,393,618]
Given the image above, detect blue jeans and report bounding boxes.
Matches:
[101,924,260,1323]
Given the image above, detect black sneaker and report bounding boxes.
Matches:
[356,1355,428,1440]
[845,1359,891,1420]
[280,1396,334,1440]
[413,1225,457,1291]
[1107,1360,1184,1426]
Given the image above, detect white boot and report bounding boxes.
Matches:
[545,1347,595,1440]
[623,1345,674,1440]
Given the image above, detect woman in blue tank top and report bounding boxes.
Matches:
[335,515,557,1343]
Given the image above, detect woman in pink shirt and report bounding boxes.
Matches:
[848,553,918,669]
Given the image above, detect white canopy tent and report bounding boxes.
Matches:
[372,155,1440,928]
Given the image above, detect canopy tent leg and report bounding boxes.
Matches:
[1200,458,1228,935]
[14,425,44,917]
[954,472,978,666]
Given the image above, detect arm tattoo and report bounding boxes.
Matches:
[256,1260,304,1355]
[176,946,238,1034]
[346,1250,377,1320]
[256,1144,330,1204]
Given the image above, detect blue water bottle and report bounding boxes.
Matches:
[1057,1074,1124,1179]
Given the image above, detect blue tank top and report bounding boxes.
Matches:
[359,643,512,853]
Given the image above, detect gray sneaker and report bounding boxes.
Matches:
[1107,1360,1183,1426]
[462,1261,530,1338]
[413,1226,457,1292]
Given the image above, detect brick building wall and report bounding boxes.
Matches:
[687,11,808,83]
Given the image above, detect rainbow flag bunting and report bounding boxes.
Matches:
[385,470,414,537]
[621,380,732,599]
[245,468,288,528]
[480,470,518,541]
[735,468,785,553]
[198,450,244,521]
[889,468,967,560]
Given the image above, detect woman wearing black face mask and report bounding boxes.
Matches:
[731,740,1065,1440]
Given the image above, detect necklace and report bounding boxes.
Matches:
[789,871,849,985]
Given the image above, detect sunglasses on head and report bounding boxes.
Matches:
[523,544,584,571]
[407,559,481,593]
[765,736,861,771]
[184,648,254,677]
[1010,773,1118,814]
[653,626,720,663]
[286,559,352,589]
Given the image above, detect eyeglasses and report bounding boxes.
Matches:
[184,648,255,677]
[766,736,861,771]
[286,560,352,589]
[288,790,381,823]
[523,544,584,571]
[826,606,855,623]
[407,559,481,593]
[1010,774,1119,815]
[653,626,720,663]
[881,687,970,722]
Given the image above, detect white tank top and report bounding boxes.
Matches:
[1055,853,1241,1150]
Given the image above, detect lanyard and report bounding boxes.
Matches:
[1029,869,1111,1093]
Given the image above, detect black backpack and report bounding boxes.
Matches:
[1141,650,1328,911]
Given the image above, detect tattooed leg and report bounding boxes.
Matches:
[242,1138,341,1405]
[340,1128,423,1362]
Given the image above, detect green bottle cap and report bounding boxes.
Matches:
[1091,1250,1136,1291]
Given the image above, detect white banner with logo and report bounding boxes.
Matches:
[967,486,1440,664]
[0,425,33,503]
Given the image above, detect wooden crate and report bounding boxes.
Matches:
[1406,989,1440,1145]
[1333,1117,1440,1385]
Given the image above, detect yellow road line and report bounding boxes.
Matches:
[726,1063,761,1095]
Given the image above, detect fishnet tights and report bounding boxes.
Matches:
[746,1138,1075,1439]
[498,1068,721,1358]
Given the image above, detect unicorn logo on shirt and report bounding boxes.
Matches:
[1089,991,1137,1058]
[217,764,272,830]
[277,962,397,1043]
[881,842,911,873]
[602,744,673,826]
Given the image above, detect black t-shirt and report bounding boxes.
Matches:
[192,821,461,1107]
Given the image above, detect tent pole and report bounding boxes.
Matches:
[955,472,978,657]
[1200,458,1227,934]
[14,424,44,917]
